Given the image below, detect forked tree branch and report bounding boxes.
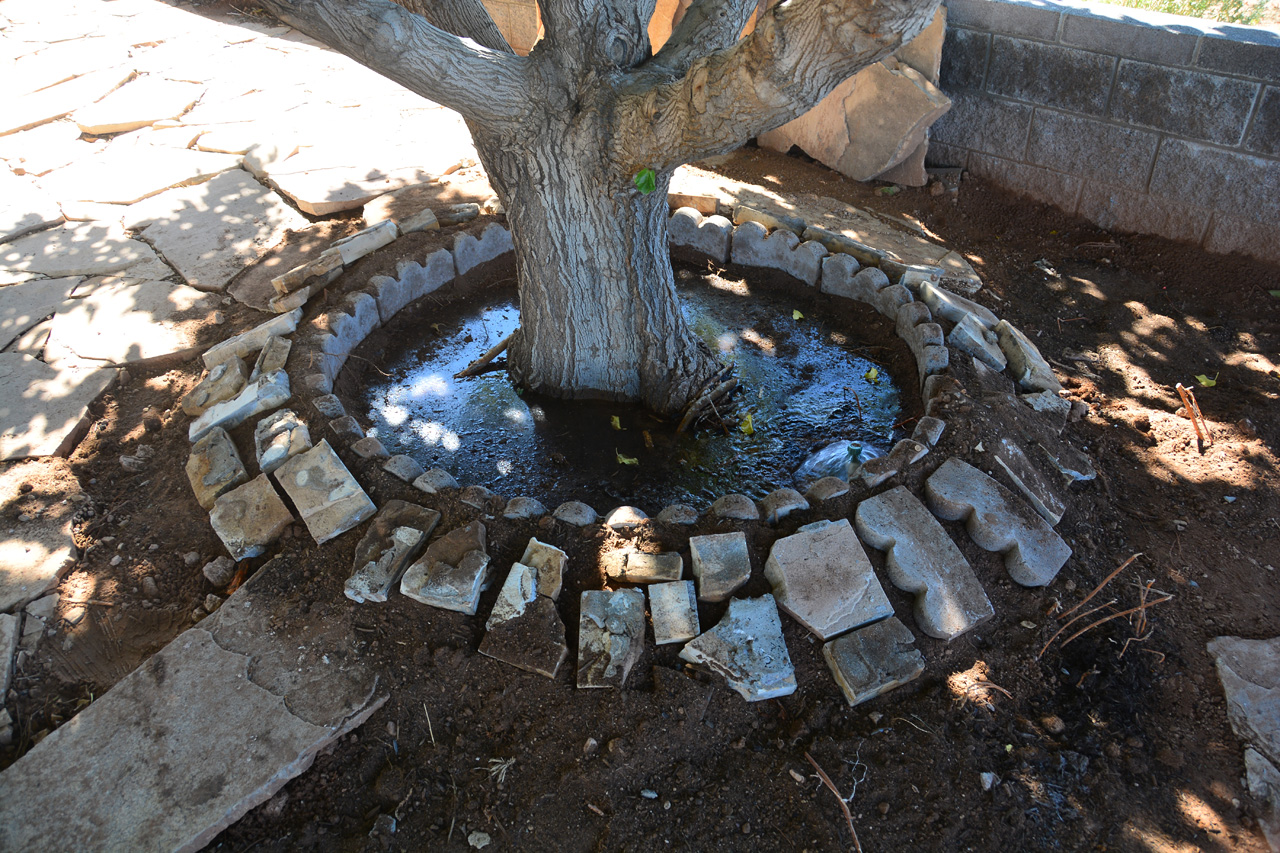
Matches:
[258,0,530,125]
[651,0,757,74]
[390,0,514,54]
[616,0,940,172]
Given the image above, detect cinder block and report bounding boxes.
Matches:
[1076,183,1212,244]
[940,27,991,91]
[967,153,1083,211]
[943,0,1062,40]
[1196,31,1280,84]
[1059,10,1198,66]
[930,91,1034,158]
[1109,61,1258,146]
[1244,85,1280,157]
[1027,109,1160,189]
[1149,139,1280,220]
[987,36,1116,116]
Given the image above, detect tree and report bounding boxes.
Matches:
[258,0,940,415]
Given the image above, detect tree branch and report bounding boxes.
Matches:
[650,0,756,74]
[616,0,941,172]
[390,0,514,54]
[258,0,530,125]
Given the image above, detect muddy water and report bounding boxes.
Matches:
[363,270,902,511]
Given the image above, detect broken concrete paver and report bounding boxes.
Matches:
[764,518,893,640]
[345,500,439,604]
[181,357,248,417]
[479,563,569,679]
[382,454,424,484]
[679,595,796,702]
[805,476,851,503]
[485,563,538,632]
[924,457,1071,587]
[689,532,752,602]
[649,581,700,646]
[186,426,248,510]
[519,537,567,601]
[854,486,993,640]
[273,440,375,545]
[610,552,683,584]
[577,588,646,689]
[201,308,302,369]
[254,409,312,475]
[823,616,925,706]
[0,352,115,460]
[189,369,291,442]
[249,335,291,381]
[209,473,293,561]
[399,520,490,615]
[996,320,1061,392]
[991,436,1066,526]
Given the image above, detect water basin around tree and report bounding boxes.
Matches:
[361,266,905,511]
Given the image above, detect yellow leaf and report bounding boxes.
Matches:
[1195,373,1217,387]
[865,366,879,382]
[616,450,639,466]
[740,412,754,436]
[610,415,623,430]
[792,309,803,321]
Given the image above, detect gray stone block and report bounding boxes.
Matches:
[553,500,599,526]
[917,280,999,330]
[503,496,547,520]
[577,589,645,689]
[657,503,699,525]
[912,415,947,447]
[1208,634,1280,769]
[1020,390,1071,432]
[1075,183,1213,245]
[300,373,332,396]
[859,438,930,488]
[460,484,499,510]
[612,552,683,583]
[987,37,1116,116]
[855,486,993,640]
[689,532,751,602]
[711,493,759,521]
[950,313,1007,371]
[649,581,699,646]
[453,223,513,276]
[1196,31,1280,83]
[996,319,1061,392]
[764,518,892,640]
[605,505,649,530]
[761,488,809,524]
[1026,109,1161,189]
[479,565,568,679]
[823,617,925,707]
[189,370,291,443]
[924,457,1071,587]
[1059,10,1198,66]
[992,437,1067,525]
[351,436,388,459]
[966,153,1083,211]
[1149,138,1280,220]
[940,26,991,91]
[1110,61,1258,146]
[209,474,293,561]
[186,427,248,510]
[730,220,827,286]
[412,468,459,494]
[680,595,796,702]
[254,409,312,475]
[274,440,376,545]
[182,357,248,416]
[1245,85,1280,157]
[329,415,364,441]
[345,500,439,603]
[805,476,851,503]
[944,0,1062,40]
[519,537,567,600]
[669,208,731,264]
[383,454,425,483]
[400,520,490,615]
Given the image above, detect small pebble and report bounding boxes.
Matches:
[183,552,201,566]
[877,802,890,816]
[204,594,222,613]
[141,576,159,599]
[110,555,122,567]
[640,789,658,800]
[211,310,227,325]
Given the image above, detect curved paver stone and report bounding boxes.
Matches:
[823,616,925,707]
[519,538,567,601]
[273,440,375,545]
[679,595,796,702]
[996,320,1061,393]
[577,588,645,689]
[649,581,700,645]
[351,436,388,459]
[854,486,994,641]
[400,520,490,615]
[924,457,1071,587]
[668,207,731,264]
[916,280,998,330]
[189,369,291,442]
[761,487,809,524]
[764,518,892,640]
[186,426,248,510]
[479,563,568,679]
[605,505,648,531]
[657,503,698,525]
[329,415,364,441]
[383,454,424,483]
[553,500,598,527]
[730,220,826,285]
[992,437,1066,526]
[689,532,751,602]
[0,353,115,460]
[460,484,498,510]
[412,468,459,494]
[345,500,439,603]
[805,476,851,503]
[452,222,513,276]
[209,474,293,561]
[711,493,759,521]
[503,496,547,520]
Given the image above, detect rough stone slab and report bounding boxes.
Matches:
[503,496,547,520]
[249,335,291,382]
[605,505,648,530]
[992,437,1066,526]
[453,223,513,276]
[949,312,1007,371]
[0,613,19,699]
[372,248,455,324]
[996,319,1061,392]
[351,436,387,459]
[0,221,162,279]
[553,500,598,527]
[734,204,807,236]
[226,220,362,312]
[479,569,568,679]
[0,460,79,610]
[39,141,242,206]
[46,277,218,367]
[764,518,892,640]
[667,192,719,215]
[761,487,809,524]
[0,276,80,351]
[1209,635,1280,770]
[400,521,490,615]
[657,503,699,525]
[0,604,383,853]
[362,169,496,225]
[611,552,683,584]
[346,500,439,604]
[209,474,293,561]
[0,170,63,245]
[917,280,999,330]
[186,427,248,510]
[189,370,291,443]
[486,563,538,631]
[182,357,248,417]
[519,538,567,601]
[273,440,375,545]
[264,155,474,217]
[1244,748,1280,853]
[679,595,796,702]
[254,409,312,475]
[711,493,759,521]
[329,415,363,441]
[730,220,827,286]
[823,617,924,706]
[383,454,425,483]
[412,468,459,494]
[202,309,302,369]
[0,352,115,460]
[854,486,993,640]
[0,67,135,137]
[577,589,646,689]
[805,476,851,503]
[924,457,1071,587]
[312,394,346,420]
[73,77,203,135]
[689,532,751,602]
[650,580,700,646]
[668,208,731,264]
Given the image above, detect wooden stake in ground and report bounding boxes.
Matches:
[454,333,512,379]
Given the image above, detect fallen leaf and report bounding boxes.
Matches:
[616,450,639,466]
[633,168,656,195]
[1195,373,1217,387]
[865,366,879,382]
[792,309,803,321]
[1269,290,1280,298]
[740,412,754,436]
[610,415,623,430]
[642,430,653,449]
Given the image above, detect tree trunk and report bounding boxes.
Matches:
[471,116,718,416]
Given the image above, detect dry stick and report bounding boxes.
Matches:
[1175,383,1213,448]
[805,752,862,853]
[1060,553,1142,621]
[1060,596,1173,648]
[454,333,512,379]
[1037,599,1119,659]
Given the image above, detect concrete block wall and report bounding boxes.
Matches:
[931,0,1280,265]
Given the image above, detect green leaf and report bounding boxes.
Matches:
[610,415,623,431]
[1195,373,1218,387]
[792,309,803,321]
[740,412,754,436]
[865,366,879,382]
[1269,290,1280,298]
[616,449,639,466]
[876,185,900,197]
[633,168,657,195]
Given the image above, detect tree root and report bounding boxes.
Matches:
[677,366,740,433]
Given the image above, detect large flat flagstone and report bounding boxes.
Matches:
[0,559,385,853]
[0,353,114,460]
[0,170,63,244]
[0,458,80,611]
[0,67,135,137]
[36,139,242,206]
[0,276,81,350]
[0,221,162,279]
[125,169,309,292]
[0,120,86,179]
[73,76,204,135]
[44,277,218,366]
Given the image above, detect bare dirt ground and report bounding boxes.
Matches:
[3,145,1279,852]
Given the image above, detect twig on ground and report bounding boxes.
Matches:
[1060,596,1173,648]
[1037,599,1119,659]
[805,751,862,853]
[1060,554,1141,620]
[1175,382,1213,450]
[423,702,435,746]
[454,333,513,379]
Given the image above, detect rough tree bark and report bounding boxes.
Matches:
[258,0,940,415]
